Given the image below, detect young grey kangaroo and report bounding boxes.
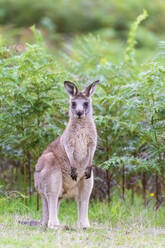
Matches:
[33,80,99,229]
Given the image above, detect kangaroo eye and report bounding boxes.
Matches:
[84,102,88,108]
[72,102,76,108]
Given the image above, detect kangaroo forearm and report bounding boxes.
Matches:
[63,143,76,167]
[87,145,96,167]
[63,143,78,180]
[84,156,93,179]
[84,146,95,179]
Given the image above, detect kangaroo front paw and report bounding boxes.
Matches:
[84,166,92,179]
[71,167,77,181]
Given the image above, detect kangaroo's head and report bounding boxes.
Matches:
[64,80,99,119]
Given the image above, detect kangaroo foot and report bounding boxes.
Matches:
[48,222,69,230]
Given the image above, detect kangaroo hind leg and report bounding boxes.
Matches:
[46,170,62,229]
[40,195,49,228]
[77,172,94,229]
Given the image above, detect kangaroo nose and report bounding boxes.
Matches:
[77,111,83,118]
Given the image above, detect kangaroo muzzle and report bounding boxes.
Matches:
[76,111,84,118]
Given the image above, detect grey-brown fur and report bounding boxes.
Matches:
[34,80,99,229]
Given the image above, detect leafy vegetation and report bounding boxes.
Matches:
[60,11,165,205]
[0,9,165,208]
[0,2,165,247]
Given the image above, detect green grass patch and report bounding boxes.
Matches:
[0,194,165,247]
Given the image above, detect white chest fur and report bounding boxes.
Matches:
[62,118,97,166]
[73,128,89,162]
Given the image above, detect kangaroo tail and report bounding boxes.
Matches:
[18,220,41,227]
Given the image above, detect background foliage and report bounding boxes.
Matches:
[0,1,165,208]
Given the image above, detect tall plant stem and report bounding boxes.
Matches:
[155,172,159,210]
[36,91,41,211]
[106,170,111,202]
[23,161,27,205]
[36,192,40,211]
[142,172,146,206]
[27,154,32,204]
[131,184,134,205]
[122,163,125,200]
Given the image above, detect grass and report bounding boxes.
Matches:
[0,193,165,248]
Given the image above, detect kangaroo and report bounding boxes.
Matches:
[32,80,99,229]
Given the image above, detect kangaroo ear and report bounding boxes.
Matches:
[83,80,99,97]
[64,81,78,97]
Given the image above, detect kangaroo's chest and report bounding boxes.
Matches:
[72,128,91,162]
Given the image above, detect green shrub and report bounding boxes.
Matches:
[0,11,165,204]
[59,11,165,202]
